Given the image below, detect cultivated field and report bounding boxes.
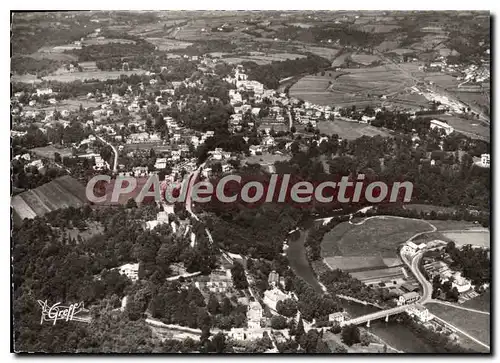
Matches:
[350,266,404,282]
[11,176,87,223]
[145,38,192,51]
[298,46,340,60]
[242,152,290,166]
[40,70,147,83]
[435,114,490,141]
[85,38,136,45]
[290,64,417,108]
[351,53,380,65]
[316,120,391,140]
[11,74,42,84]
[222,52,306,65]
[461,291,490,312]
[29,146,73,159]
[27,51,78,62]
[358,24,400,33]
[427,303,490,349]
[441,231,490,248]
[321,217,432,258]
[331,52,351,68]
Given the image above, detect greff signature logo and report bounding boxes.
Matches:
[37,300,90,325]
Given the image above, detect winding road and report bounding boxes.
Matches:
[95,134,118,173]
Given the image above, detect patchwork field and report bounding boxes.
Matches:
[316,120,391,140]
[290,64,416,107]
[321,216,432,258]
[11,176,87,223]
[427,303,490,348]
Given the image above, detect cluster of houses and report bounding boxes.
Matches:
[423,260,472,294]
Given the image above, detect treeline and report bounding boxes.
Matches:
[204,203,305,260]
[398,314,474,353]
[320,268,389,305]
[172,39,238,57]
[11,56,62,75]
[242,54,331,89]
[445,242,490,286]
[304,217,349,261]
[71,41,156,62]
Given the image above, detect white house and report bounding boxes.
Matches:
[116,263,139,282]
[328,312,346,324]
[155,158,167,169]
[430,119,454,136]
[398,292,420,305]
[406,304,433,322]
[480,153,490,168]
[247,301,263,329]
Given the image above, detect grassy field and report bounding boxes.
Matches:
[441,231,490,248]
[435,114,490,141]
[11,176,87,222]
[30,145,73,159]
[350,266,404,282]
[317,120,391,140]
[223,52,306,65]
[298,46,340,60]
[321,216,432,258]
[242,152,290,166]
[41,70,147,83]
[145,38,192,51]
[427,303,490,348]
[351,53,380,65]
[461,291,490,312]
[428,219,487,231]
[290,64,416,107]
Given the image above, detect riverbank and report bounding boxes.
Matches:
[285,224,439,353]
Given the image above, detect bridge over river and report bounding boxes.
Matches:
[340,304,416,328]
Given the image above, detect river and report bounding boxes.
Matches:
[286,227,438,353]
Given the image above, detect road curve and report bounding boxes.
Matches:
[95,135,118,173]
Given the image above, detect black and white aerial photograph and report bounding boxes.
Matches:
[10,7,492,355]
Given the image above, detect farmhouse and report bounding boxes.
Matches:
[329,312,346,324]
[398,292,420,305]
[480,153,490,168]
[115,263,139,282]
[430,120,454,136]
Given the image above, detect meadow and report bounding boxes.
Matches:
[316,120,391,140]
[321,216,432,258]
[427,303,490,348]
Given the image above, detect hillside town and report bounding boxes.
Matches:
[11,10,490,355]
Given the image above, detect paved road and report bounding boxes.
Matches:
[410,252,433,304]
[184,162,205,222]
[95,135,118,173]
[431,315,490,351]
